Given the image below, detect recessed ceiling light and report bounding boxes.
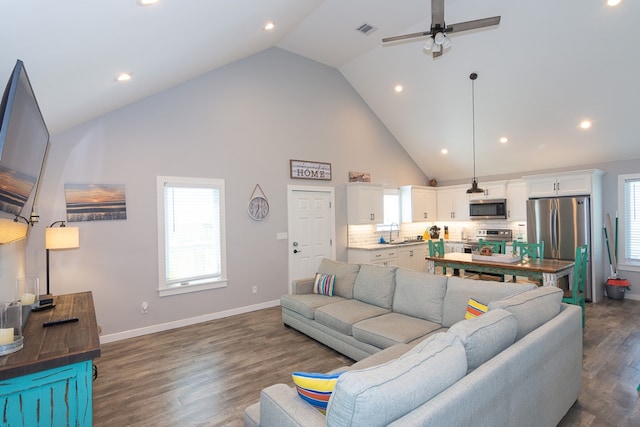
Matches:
[441,148,448,154]
[394,84,403,93]
[499,137,508,143]
[137,0,159,6]
[607,0,621,6]
[264,22,275,31]
[579,120,592,129]
[116,73,132,82]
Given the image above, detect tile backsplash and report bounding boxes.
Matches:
[348,221,527,247]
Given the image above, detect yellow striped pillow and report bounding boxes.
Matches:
[465,298,488,319]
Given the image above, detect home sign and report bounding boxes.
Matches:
[290,159,332,181]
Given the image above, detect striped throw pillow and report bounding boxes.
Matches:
[313,273,336,296]
[465,298,488,319]
[292,371,343,414]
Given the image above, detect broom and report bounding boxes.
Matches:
[605,213,630,288]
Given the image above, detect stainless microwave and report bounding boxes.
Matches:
[469,199,507,220]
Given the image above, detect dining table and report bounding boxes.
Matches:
[425,252,575,287]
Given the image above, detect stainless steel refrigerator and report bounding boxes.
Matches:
[526,196,592,300]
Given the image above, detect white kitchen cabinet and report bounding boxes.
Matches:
[348,248,398,267]
[347,183,384,224]
[468,181,506,201]
[436,185,469,221]
[524,171,593,198]
[400,185,437,223]
[397,245,427,272]
[506,180,527,221]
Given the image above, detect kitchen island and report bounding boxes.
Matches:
[425,252,574,287]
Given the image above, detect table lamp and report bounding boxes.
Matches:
[44,221,79,305]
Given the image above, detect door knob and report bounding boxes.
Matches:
[293,249,302,254]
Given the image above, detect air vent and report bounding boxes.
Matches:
[355,23,377,36]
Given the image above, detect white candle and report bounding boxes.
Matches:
[0,328,13,345]
[21,293,36,305]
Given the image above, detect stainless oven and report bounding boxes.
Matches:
[469,199,507,220]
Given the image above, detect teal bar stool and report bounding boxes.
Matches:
[512,241,545,282]
[428,238,446,275]
[477,239,506,281]
[562,245,588,328]
[478,239,506,254]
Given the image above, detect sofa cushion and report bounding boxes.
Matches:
[313,273,336,296]
[352,312,441,349]
[448,308,518,372]
[353,264,397,309]
[393,269,447,323]
[318,258,360,299]
[488,286,563,340]
[315,299,390,336]
[326,333,467,427]
[292,371,343,414]
[441,276,536,327]
[281,294,346,319]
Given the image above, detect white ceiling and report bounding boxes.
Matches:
[1,0,637,182]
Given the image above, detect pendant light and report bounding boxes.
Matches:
[466,72,484,194]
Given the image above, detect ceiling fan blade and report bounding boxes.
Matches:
[447,16,501,33]
[382,30,432,43]
[433,50,443,58]
[432,0,445,26]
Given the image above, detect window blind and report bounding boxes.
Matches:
[625,178,640,262]
[164,183,221,286]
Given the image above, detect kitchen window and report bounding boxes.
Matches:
[157,176,227,296]
[618,173,640,271]
[377,189,400,231]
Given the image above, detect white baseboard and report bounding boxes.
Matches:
[99,299,281,344]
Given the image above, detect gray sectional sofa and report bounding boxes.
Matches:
[244,259,583,427]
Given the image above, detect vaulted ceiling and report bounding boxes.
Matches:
[1,0,637,181]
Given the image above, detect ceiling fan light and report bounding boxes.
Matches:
[423,37,435,51]
[441,35,452,49]
[432,43,441,53]
[434,32,446,45]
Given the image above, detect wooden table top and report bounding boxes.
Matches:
[426,252,575,274]
[0,291,101,380]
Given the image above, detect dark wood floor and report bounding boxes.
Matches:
[94,298,640,427]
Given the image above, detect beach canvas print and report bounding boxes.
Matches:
[65,184,127,222]
[0,165,37,215]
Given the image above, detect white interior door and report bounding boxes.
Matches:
[287,185,335,293]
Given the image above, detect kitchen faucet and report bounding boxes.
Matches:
[389,222,399,243]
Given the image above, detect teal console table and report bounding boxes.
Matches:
[0,292,101,426]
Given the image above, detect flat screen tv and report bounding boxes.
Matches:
[0,60,49,244]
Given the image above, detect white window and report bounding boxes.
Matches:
[377,189,400,232]
[157,176,227,296]
[618,173,640,271]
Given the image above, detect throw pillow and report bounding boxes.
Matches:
[465,298,488,319]
[292,371,342,414]
[313,273,336,296]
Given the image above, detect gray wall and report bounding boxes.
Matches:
[25,48,427,337]
[14,46,640,339]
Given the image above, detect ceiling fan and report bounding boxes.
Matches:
[382,0,501,57]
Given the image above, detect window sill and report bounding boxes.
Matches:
[158,279,228,297]
[618,262,640,274]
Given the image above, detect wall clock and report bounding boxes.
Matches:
[248,184,269,221]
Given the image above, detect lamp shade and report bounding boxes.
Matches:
[45,227,79,249]
[0,219,28,244]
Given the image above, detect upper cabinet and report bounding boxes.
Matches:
[400,185,437,223]
[347,183,384,225]
[524,170,599,198]
[468,181,506,201]
[505,180,527,221]
[436,185,469,221]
